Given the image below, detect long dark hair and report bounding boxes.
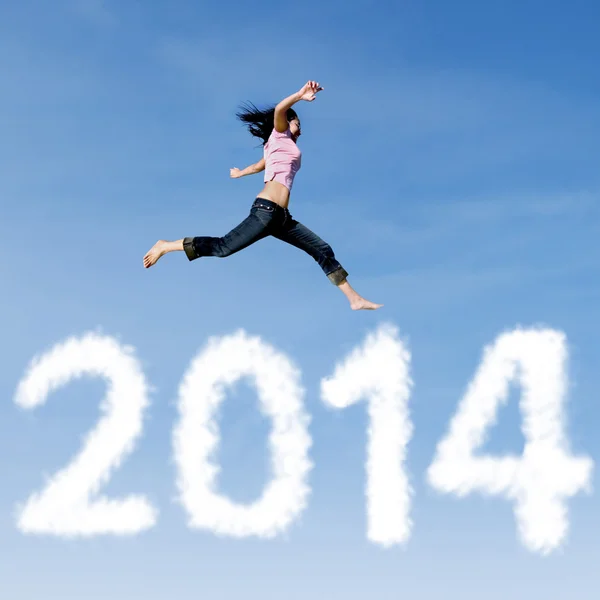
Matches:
[236,102,298,146]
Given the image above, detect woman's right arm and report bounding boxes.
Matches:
[230,157,265,179]
[273,81,324,132]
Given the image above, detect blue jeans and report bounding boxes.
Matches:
[183,198,349,285]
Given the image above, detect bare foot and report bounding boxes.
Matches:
[143,240,169,268]
[350,297,384,311]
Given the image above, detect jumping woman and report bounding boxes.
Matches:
[143,80,383,311]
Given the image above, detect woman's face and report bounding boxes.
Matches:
[289,117,301,140]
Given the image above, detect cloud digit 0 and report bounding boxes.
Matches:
[172,330,313,538]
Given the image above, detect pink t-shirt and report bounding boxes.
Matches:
[263,127,302,191]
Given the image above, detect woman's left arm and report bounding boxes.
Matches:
[273,81,324,132]
[230,157,265,178]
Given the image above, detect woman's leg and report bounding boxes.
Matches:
[273,215,383,310]
[143,239,184,267]
[143,203,273,268]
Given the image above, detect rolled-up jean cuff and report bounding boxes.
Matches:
[327,267,348,285]
[183,237,198,261]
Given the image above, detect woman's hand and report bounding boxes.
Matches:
[230,159,264,178]
[297,80,324,102]
[273,82,323,131]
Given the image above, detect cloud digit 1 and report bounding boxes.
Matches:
[320,322,414,547]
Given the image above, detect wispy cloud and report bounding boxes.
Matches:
[411,190,598,222]
[70,0,117,28]
[296,189,599,273]
[156,32,600,163]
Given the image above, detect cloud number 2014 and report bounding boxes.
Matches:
[13,323,593,554]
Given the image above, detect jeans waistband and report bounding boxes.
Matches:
[253,197,288,212]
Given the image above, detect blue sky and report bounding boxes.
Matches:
[2,0,600,598]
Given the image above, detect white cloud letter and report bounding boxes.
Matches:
[14,332,157,536]
[427,327,593,554]
[320,322,414,546]
[173,330,312,538]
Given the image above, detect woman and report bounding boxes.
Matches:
[143,80,382,311]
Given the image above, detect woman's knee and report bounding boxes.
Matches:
[319,242,335,258]
[215,242,233,258]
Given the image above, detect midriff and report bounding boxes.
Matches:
[256,180,291,209]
